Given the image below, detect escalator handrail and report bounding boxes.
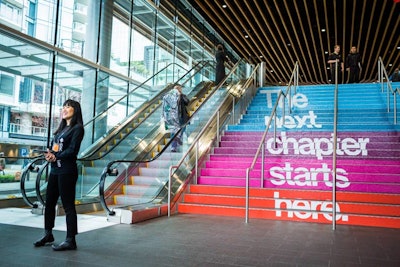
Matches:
[78,61,211,160]
[103,59,241,166]
[98,60,244,214]
[35,161,50,206]
[20,62,213,212]
[83,61,208,129]
[19,156,45,207]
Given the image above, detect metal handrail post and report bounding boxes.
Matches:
[217,110,220,143]
[273,112,277,148]
[394,92,397,125]
[282,95,286,124]
[296,63,299,93]
[332,61,338,230]
[387,84,390,112]
[195,142,198,183]
[168,165,176,217]
[245,168,250,223]
[378,58,383,93]
[261,143,265,188]
[288,85,292,114]
[232,97,236,123]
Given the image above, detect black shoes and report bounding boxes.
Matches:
[52,238,77,251]
[33,233,54,247]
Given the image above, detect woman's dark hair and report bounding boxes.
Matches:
[217,44,224,51]
[54,99,84,135]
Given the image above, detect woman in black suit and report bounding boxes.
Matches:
[34,99,84,251]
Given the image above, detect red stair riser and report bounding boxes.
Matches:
[184,194,400,216]
[188,185,400,204]
[197,176,400,194]
[178,204,400,228]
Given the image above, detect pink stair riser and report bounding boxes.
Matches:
[197,176,400,194]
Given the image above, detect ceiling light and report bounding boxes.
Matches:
[222,4,227,8]
[397,46,400,50]
[287,43,291,46]
[325,51,328,54]
[321,29,326,32]
[245,35,249,38]
[389,63,393,66]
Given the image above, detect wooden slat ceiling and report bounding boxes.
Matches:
[188,0,400,85]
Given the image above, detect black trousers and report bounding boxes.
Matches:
[44,172,78,237]
[330,69,342,84]
[348,67,360,83]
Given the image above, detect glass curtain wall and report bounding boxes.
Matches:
[0,0,239,201]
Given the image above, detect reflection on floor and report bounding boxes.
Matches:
[0,208,118,232]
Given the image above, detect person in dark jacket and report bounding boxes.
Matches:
[346,46,362,83]
[162,84,190,152]
[390,68,400,82]
[215,44,229,86]
[34,99,84,251]
[327,45,344,84]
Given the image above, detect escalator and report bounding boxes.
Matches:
[19,60,214,212]
[20,59,255,222]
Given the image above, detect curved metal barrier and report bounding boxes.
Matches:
[19,156,45,207]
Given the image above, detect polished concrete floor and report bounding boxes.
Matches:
[0,208,399,267]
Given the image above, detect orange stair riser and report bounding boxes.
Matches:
[178,204,400,229]
[184,195,400,217]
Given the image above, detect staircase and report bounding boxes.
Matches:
[178,83,400,228]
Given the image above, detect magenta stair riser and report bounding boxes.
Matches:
[213,147,400,158]
[200,169,400,183]
[206,159,400,173]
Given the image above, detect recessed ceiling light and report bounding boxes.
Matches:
[325,51,328,54]
[389,63,393,66]
[260,55,263,58]
[397,46,400,50]
[287,43,291,46]
[222,4,227,8]
[321,29,326,32]
[245,35,249,38]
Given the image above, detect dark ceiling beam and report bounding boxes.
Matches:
[250,0,290,83]
[313,0,329,83]
[360,0,377,81]
[293,0,319,84]
[303,0,323,84]
[282,1,313,84]
[193,0,253,60]
[365,1,387,81]
[374,5,397,71]
[241,0,288,83]
[265,1,306,84]
[186,0,399,85]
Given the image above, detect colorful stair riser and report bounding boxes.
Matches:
[183,185,400,228]
[183,86,400,228]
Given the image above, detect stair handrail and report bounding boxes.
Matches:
[99,60,245,215]
[244,62,299,223]
[167,63,258,216]
[378,57,397,124]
